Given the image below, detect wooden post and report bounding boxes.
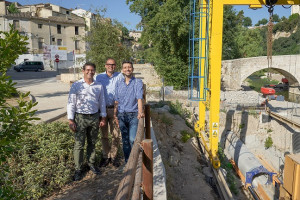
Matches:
[142,139,153,200]
[145,104,151,139]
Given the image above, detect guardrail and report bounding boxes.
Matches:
[115,104,153,200]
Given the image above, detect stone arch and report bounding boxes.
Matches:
[221,55,300,94]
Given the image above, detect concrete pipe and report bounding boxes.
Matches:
[225,132,275,187]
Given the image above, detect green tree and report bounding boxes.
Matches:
[272,14,280,22]
[222,5,241,59]
[243,17,252,27]
[7,3,19,13]
[0,24,37,199]
[127,0,189,89]
[85,10,131,72]
[236,27,264,57]
[255,18,268,26]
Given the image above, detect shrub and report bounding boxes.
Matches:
[4,122,103,199]
[169,100,191,119]
[265,136,273,149]
[180,130,193,143]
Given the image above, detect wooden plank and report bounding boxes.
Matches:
[115,119,145,200]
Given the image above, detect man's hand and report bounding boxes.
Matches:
[99,117,106,127]
[69,120,76,132]
[137,112,145,119]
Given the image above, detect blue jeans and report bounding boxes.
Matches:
[118,112,138,163]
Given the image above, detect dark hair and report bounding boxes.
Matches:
[83,62,96,70]
[122,61,133,68]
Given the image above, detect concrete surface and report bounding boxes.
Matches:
[151,122,167,200]
[7,69,70,124]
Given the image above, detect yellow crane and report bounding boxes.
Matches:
[189,0,300,170]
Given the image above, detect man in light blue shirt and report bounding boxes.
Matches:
[96,58,123,167]
[114,61,144,163]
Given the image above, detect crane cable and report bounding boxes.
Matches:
[266,5,274,80]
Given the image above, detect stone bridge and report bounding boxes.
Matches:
[222,55,300,94]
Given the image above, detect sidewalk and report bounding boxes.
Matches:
[15,78,70,124]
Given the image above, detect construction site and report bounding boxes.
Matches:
[184,0,300,199]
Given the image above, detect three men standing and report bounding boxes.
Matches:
[67,62,106,181]
[96,58,123,167]
[67,60,144,181]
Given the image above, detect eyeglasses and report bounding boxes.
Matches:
[106,64,116,66]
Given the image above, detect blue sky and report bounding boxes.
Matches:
[14,1,292,29]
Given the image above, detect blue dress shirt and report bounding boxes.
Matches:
[115,77,143,113]
[96,72,124,106]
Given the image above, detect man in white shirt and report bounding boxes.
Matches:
[67,62,106,181]
[96,58,123,167]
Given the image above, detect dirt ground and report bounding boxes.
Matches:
[45,107,219,200]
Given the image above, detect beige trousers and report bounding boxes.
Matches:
[100,107,121,160]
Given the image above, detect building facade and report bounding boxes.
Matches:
[291,5,300,15]
[0,1,87,70]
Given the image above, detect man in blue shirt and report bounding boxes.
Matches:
[114,61,144,163]
[96,58,123,167]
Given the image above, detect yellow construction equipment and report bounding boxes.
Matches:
[189,0,300,171]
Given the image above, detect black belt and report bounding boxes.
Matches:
[76,112,98,117]
[106,105,114,108]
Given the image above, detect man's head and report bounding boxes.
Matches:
[82,62,96,80]
[122,61,134,77]
[105,58,116,74]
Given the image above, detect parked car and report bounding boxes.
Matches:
[14,61,44,72]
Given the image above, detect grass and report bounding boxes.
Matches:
[265,136,273,149]
[218,145,239,195]
[160,113,173,125]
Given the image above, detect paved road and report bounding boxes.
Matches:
[7,69,70,123]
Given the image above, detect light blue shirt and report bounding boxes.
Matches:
[115,77,143,113]
[96,72,124,106]
[67,79,107,119]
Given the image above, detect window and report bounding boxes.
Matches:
[66,11,69,14]
[57,24,61,34]
[75,26,79,35]
[75,40,80,50]
[38,38,44,49]
[38,24,42,29]
[13,20,20,29]
[57,39,62,46]
[52,38,55,42]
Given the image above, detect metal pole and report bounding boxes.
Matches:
[142,139,153,200]
[57,61,59,74]
[145,104,151,139]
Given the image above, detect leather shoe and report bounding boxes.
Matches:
[89,164,101,175]
[99,158,110,167]
[74,170,82,181]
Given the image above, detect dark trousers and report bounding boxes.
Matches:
[74,112,100,170]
